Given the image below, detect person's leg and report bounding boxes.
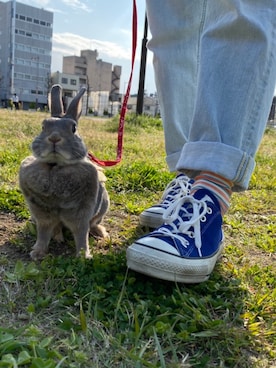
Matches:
[176,0,276,191]
[139,1,205,227]
[146,0,205,170]
[127,0,276,283]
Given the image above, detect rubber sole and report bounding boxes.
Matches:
[139,210,164,228]
[126,241,224,283]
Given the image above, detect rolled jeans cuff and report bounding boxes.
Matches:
[175,142,256,191]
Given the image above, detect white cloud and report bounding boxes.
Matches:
[61,0,92,13]
[52,32,131,60]
[18,0,51,7]
[17,0,92,13]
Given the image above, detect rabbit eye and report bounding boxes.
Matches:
[72,123,77,134]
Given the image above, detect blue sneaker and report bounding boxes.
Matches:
[127,189,224,283]
[139,173,194,228]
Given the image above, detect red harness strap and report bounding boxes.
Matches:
[88,0,138,167]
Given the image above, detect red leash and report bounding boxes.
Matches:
[88,0,138,167]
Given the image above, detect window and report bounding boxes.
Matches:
[14,72,24,79]
[27,17,32,22]
[31,90,43,95]
[40,21,46,26]
[16,44,24,50]
[62,78,68,84]
[19,15,25,21]
[70,79,77,86]
[17,59,25,65]
[34,19,39,24]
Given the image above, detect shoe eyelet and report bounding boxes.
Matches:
[207,207,212,214]
[201,216,206,222]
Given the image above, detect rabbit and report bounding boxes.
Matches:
[19,84,110,260]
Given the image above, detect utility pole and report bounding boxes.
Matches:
[136,13,148,115]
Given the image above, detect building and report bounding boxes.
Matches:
[51,71,121,117]
[62,49,121,101]
[52,49,121,116]
[63,49,121,97]
[0,0,53,109]
[126,94,160,117]
[51,71,83,102]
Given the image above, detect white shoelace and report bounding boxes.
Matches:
[160,195,212,257]
[160,175,192,207]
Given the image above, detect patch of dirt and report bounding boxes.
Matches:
[0,212,27,260]
[0,210,139,262]
[1,211,274,268]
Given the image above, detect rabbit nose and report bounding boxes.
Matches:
[48,133,61,143]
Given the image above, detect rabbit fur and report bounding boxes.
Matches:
[19,84,109,260]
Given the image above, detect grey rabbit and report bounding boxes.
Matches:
[19,84,109,260]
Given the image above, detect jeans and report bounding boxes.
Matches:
[146,0,276,191]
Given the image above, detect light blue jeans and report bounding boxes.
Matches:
[146,0,276,191]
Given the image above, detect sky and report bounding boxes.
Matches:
[6,0,276,97]
[11,0,156,94]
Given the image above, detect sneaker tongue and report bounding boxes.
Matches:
[193,188,220,208]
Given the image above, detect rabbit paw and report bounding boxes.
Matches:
[30,247,47,261]
[52,223,64,243]
[85,252,92,259]
[53,230,64,243]
[76,248,92,259]
[90,225,109,239]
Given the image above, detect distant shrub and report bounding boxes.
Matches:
[106,161,174,193]
[107,112,163,133]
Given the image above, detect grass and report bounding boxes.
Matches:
[0,109,275,367]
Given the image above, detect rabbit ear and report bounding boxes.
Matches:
[49,84,64,117]
[64,87,86,122]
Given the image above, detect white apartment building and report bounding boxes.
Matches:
[0,0,53,109]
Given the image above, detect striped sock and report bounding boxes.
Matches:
[191,171,233,215]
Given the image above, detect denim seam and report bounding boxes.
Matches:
[243,14,276,155]
[233,152,249,186]
[196,0,208,78]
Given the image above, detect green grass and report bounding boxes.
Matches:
[0,110,275,367]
